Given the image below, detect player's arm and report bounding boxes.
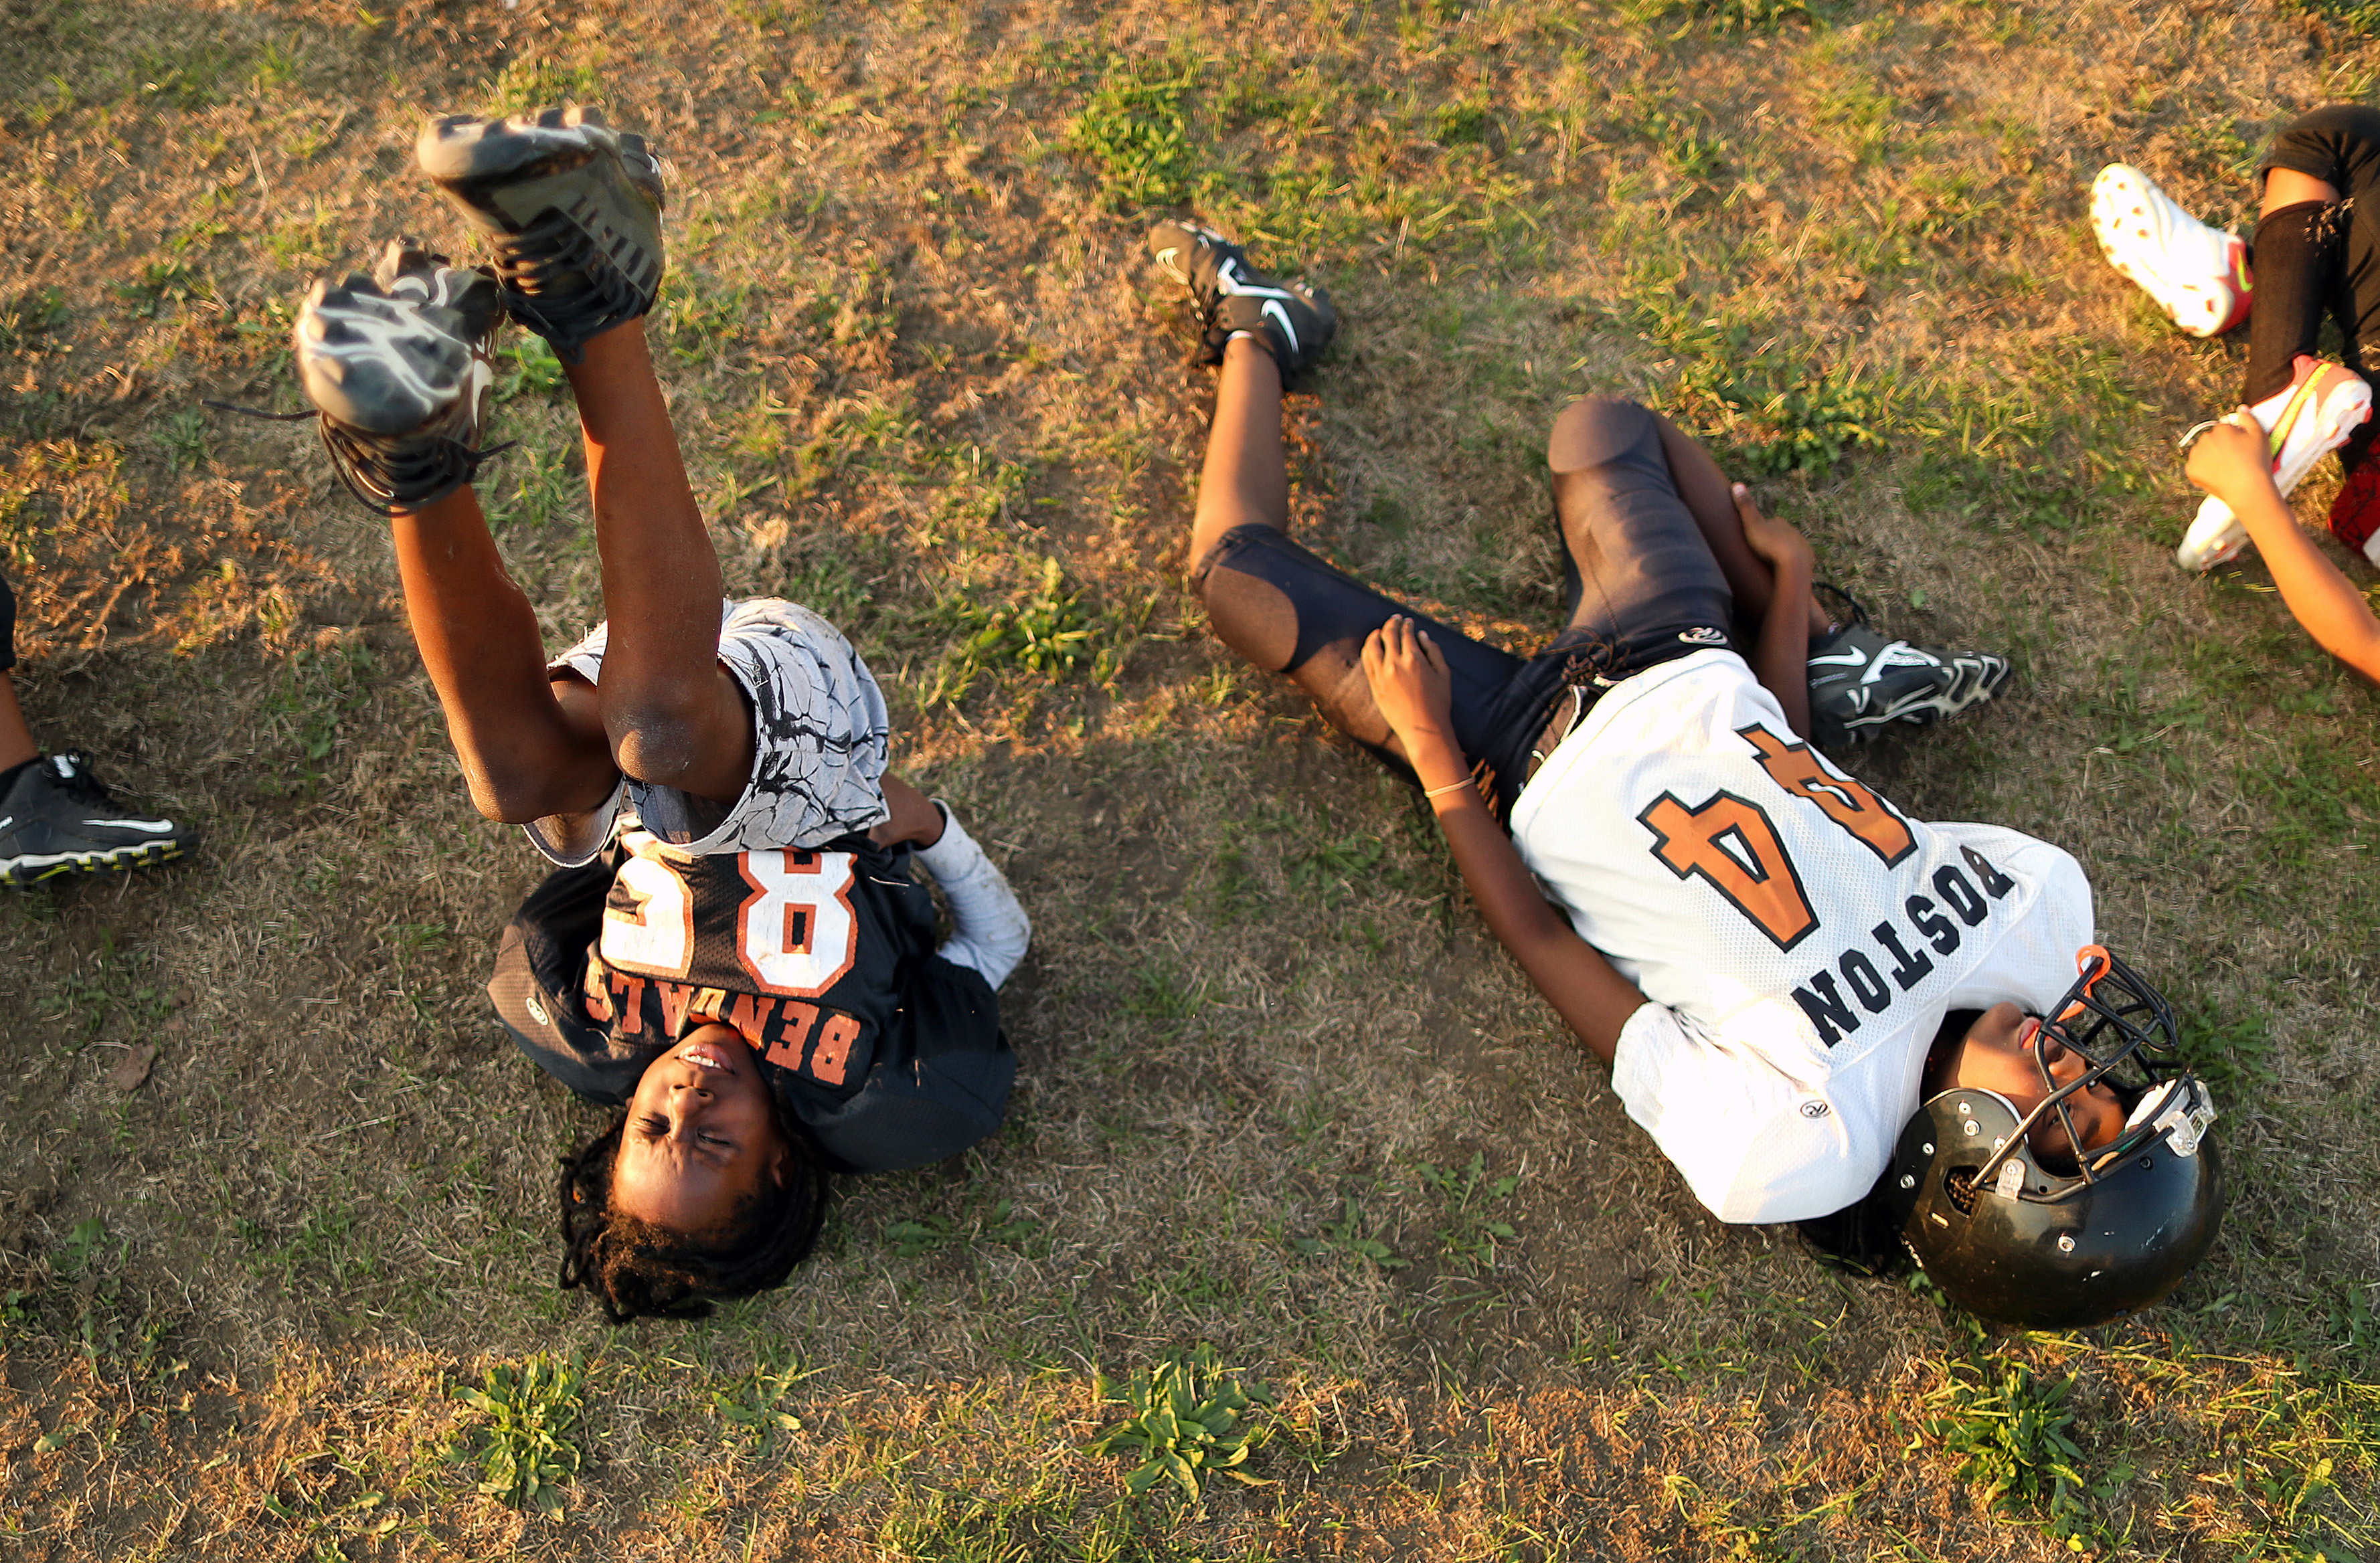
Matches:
[2188,413,2380,683]
[1362,617,1648,1064]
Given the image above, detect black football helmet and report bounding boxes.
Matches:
[1879,945,2225,1328]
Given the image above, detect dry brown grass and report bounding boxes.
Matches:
[1,0,2375,1556]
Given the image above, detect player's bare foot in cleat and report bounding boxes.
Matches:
[1806,595,2010,751]
[417,106,665,362]
[294,238,505,515]
[2176,354,2373,571]
[2091,163,2254,337]
[1147,219,1336,381]
[0,751,197,887]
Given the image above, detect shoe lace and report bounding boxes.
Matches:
[208,399,516,517]
[203,399,315,423]
[44,751,119,808]
[491,209,653,363]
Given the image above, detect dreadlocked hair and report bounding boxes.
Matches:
[1794,1008,1982,1280]
[555,1101,830,1324]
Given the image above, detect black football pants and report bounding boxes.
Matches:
[1193,396,1735,819]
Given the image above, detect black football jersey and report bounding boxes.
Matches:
[489,824,1012,1173]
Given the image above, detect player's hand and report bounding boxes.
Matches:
[1361,615,1456,745]
[1731,482,1814,575]
[2185,410,2282,509]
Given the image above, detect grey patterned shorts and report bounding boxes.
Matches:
[525,597,891,866]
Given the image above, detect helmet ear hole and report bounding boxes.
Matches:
[1943,1168,1980,1215]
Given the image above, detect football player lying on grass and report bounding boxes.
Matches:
[1151,220,2224,1327]
[2094,107,2380,681]
[264,109,1029,1321]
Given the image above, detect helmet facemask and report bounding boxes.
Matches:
[1981,944,2217,1202]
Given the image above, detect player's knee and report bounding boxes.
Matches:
[601,686,714,788]
[462,763,562,826]
[1548,395,1653,473]
[1199,566,1300,672]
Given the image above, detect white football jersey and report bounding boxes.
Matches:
[1510,649,2094,1223]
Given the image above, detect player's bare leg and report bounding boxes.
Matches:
[412,110,754,800]
[274,238,616,822]
[558,318,755,803]
[1185,337,1424,759]
[1189,336,1290,565]
[389,484,615,822]
[2262,167,2343,218]
[0,674,35,773]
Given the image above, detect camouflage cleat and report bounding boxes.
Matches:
[417,106,665,363]
[293,238,505,515]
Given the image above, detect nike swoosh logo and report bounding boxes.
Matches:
[1863,643,1944,682]
[1155,245,1185,282]
[1262,299,1298,353]
[83,818,175,831]
[1807,649,1868,668]
[1216,256,1298,303]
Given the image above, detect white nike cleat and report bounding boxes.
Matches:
[2091,163,2253,338]
[2177,355,2374,571]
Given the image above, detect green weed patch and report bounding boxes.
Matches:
[1922,1358,2127,1550]
[1089,1344,1272,1499]
[1072,55,1205,211]
[450,1355,585,1517]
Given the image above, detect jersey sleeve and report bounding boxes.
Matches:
[486,858,663,1103]
[1610,1001,1892,1223]
[780,953,1014,1174]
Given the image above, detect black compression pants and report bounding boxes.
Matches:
[1193,395,1735,818]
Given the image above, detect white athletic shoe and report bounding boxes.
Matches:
[2177,355,2374,571]
[2091,163,2253,338]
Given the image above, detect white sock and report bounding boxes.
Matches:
[915,803,1030,990]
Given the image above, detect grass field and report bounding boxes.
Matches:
[1,0,2377,1556]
